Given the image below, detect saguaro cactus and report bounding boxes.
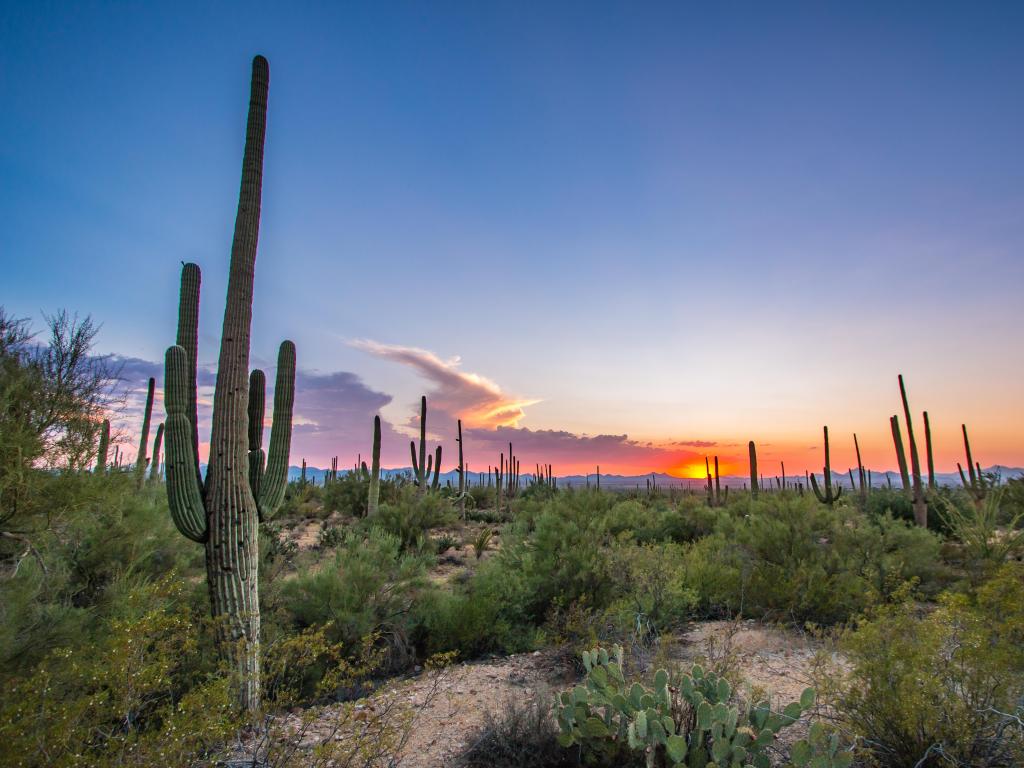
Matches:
[958,424,987,508]
[150,422,164,482]
[748,441,759,498]
[135,377,155,485]
[809,426,842,506]
[898,375,927,527]
[164,55,295,712]
[410,395,441,494]
[455,418,468,518]
[367,415,381,516]
[95,419,110,472]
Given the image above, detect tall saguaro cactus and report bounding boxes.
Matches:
[164,56,295,713]
[135,377,155,485]
[410,395,441,493]
[897,375,927,527]
[748,441,759,498]
[367,415,381,516]
[95,419,110,472]
[809,426,842,506]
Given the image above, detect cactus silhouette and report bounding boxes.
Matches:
[163,55,294,712]
[410,395,441,494]
[897,375,927,527]
[809,426,842,506]
[367,415,381,516]
[134,377,155,485]
[150,422,164,482]
[748,441,759,498]
[95,419,110,472]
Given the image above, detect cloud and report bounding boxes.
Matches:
[669,439,718,448]
[350,340,539,430]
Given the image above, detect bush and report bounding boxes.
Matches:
[322,471,371,517]
[0,578,237,768]
[268,529,432,669]
[458,693,582,768]
[369,489,456,551]
[820,564,1024,767]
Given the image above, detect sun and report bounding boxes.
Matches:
[670,462,710,480]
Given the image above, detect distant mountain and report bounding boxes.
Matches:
[286,465,1023,489]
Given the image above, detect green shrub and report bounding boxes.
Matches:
[370,488,456,551]
[605,541,697,643]
[269,529,432,669]
[821,564,1024,767]
[0,578,237,768]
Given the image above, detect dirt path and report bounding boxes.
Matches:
[266,620,830,767]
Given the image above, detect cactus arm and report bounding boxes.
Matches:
[164,346,208,543]
[923,411,936,490]
[962,424,978,489]
[247,369,266,500]
[256,341,295,519]
[367,415,381,516]
[432,445,442,490]
[177,263,203,486]
[809,472,827,504]
[150,422,164,482]
[890,415,910,493]
[410,440,420,482]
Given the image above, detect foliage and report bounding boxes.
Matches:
[555,644,844,768]
[369,488,455,550]
[322,470,371,517]
[819,565,1024,767]
[0,578,236,768]
[268,529,431,669]
[936,488,1024,576]
[458,693,585,768]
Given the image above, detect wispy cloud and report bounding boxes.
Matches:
[350,340,539,429]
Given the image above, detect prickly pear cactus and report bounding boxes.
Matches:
[555,644,835,768]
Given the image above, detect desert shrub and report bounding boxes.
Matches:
[820,564,1024,767]
[414,587,520,657]
[937,489,1024,579]
[433,532,460,554]
[0,578,237,768]
[693,496,944,623]
[278,480,325,519]
[0,473,201,678]
[269,529,432,669]
[369,488,456,551]
[471,527,494,559]
[605,540,698,644]
[458,692,583,768]
[318,523,347,550]
[322,471,370,517]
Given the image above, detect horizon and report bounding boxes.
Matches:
[3,3,1023,476]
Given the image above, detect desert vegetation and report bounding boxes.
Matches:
[2,55,1023,768]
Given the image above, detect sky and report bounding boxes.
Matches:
[2,1,1023,478]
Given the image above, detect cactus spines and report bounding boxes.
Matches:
[96,418,110,472]
[367,415,381,516]
[135,377,155,484]
[890,415,911,493]
[162,55,289,712]
[898,375,927,527]
[748,441,759,498]
[150,422,164,482]
[809,426,842,506]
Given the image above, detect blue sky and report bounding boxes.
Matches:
[2,2,1022,473]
